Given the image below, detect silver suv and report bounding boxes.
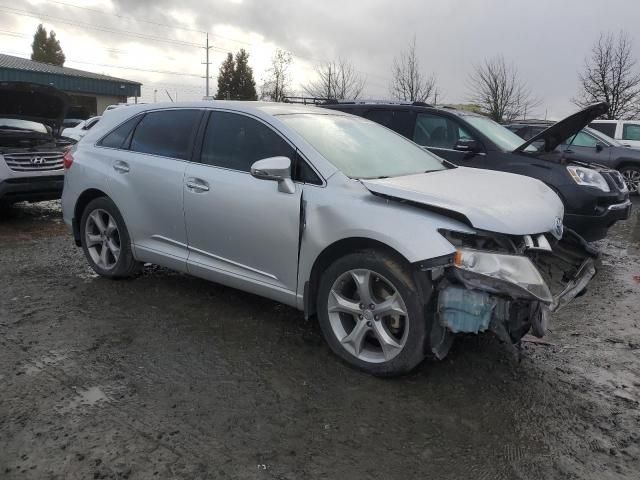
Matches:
[0,82,72,208]
[62,101,597,376]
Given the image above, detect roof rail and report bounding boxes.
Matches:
[283,96,346,105]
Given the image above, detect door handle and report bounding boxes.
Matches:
[185,178,210,192]
[113,161,130,173]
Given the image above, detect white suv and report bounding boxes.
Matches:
[590,120,640,148]
[0,82,72,208]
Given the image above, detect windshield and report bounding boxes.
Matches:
[278,113,447,179]
[463,115,536,152]
[0,118,48,133]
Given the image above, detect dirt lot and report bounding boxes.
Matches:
[1,200,639,480]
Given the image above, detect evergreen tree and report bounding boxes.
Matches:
[31,24,65,66]
[232,49,257,100]
[215,53,235,100]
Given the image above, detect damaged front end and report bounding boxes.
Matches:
[427,228,598,360]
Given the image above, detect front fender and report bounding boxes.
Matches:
[297,186,474,307]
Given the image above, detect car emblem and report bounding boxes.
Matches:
[30,156,46,165]
[553,217,564,239]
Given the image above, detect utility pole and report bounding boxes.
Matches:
[202,32,213,100]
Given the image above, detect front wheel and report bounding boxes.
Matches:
[317,250,429,376]
[80,197,141,278]
[620,165,640,195]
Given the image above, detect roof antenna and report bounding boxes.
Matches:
[165,89,174,102]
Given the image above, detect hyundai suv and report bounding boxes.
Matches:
[62,102,596,376]
[321,102,631,241]
[0,82,73,208]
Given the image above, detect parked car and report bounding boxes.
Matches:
[321,102,631,241]
[506,122,640,195]
[62,116,101,141]
[590,119,640,149]
[0,82,73,209]
[62,101,597,376]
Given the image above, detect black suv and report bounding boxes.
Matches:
[506,121,640,195]
[321,101,631,241]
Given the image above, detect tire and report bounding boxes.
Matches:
[80,197,141,278]
[620,165,640,195]
[317,249,429,377]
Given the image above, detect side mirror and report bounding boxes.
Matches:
[250,156,295,194]
[453,138,482,154]
[595,143,604,152]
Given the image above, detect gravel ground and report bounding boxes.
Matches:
[0,199,639,480]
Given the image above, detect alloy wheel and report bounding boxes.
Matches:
[84,209,121,270]
[327,269,409,363]
[622,168,640,194]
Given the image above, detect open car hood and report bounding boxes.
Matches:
[0,82,69,135]
[514,102,609,153]
[361,167,564,236]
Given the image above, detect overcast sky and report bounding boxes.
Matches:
[2,0,640,118]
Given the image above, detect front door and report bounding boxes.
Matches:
[412,112,492,169]
[184,111,302,300]
[561,130,613,168]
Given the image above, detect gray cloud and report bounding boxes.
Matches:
[4,0,640,116]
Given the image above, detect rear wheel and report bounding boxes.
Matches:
[620,165,640,195]
[317,250,429,376]
[80,197,141,278]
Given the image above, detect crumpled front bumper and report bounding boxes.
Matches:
[432,229,598,358]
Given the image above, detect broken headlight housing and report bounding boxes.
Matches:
[567,166,610,192]
[453,249,553,304]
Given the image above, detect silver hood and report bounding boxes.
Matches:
[361,167,564,236]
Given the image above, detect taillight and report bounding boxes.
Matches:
[63,148,74,169]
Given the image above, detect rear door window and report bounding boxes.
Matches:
[364,109,413,136]
[413,113,473,149]
[622,123,640,141]
[129,109,201,160]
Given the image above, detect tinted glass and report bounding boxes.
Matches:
[365,110,395,129]
[463,115,535,152]
[201,111,295,172]
[130,110,201,160]
[279,113,446,179]
[413,113,473,149]
[622,124,640,141]
[567,131,598,147]
[98,116,141,149]
[589,122,616,138]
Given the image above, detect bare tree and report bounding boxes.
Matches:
[467,55,538,122]
[303,58,366,100]
[573,32,640,119]
[260,49,293,102]
[390,37,438,103]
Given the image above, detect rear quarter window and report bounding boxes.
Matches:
[589,122,616,138]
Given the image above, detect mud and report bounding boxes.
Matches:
[1,200,639,479]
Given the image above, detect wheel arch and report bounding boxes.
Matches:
[304,237,411,320]
[616,159,640,170]
[72,188,110,246]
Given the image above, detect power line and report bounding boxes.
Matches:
[43,0,206,34]
[41,0,253,47]
[0,5,202,48]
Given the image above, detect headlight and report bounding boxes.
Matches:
[454,249,552,303]
[567,166,610,192]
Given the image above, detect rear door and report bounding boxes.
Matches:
[183,110,303,300]
[105,108,203,270]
